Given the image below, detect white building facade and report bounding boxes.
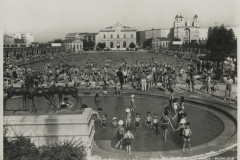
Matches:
[96,22,137,49]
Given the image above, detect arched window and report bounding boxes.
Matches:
[185,31,189,38]
[123,41,126,48]
[110,42,114,48]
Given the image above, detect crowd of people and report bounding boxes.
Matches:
[3,49,237,154]
[3,49,237,102]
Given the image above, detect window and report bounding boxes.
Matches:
[124,34,126,38]
[117,34,119,38]
[120,35,122,38]
[104,34,106,39]
[77,45,78,49]
[131,34,133,38]
[123,41,126,48]
[185,31,189,38]
[111,34,113,38]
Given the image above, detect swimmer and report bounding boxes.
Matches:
[122,127,135,154]
[134,113,141,132]
[173,107,185,128]
[152,114,159,135]
[114,120,125,149]
[112,117,118,130]
[101,114,107,129]
[103,88,108,96]
[161,111,174,140]
[125,108,132,129]
[94,93,101,101]
[182,122,192,151]
[131,95,136,111]
[174,113,187,139]
[145,112,153,133]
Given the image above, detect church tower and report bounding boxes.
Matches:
[174,14,184,27]
[193,15,199,27]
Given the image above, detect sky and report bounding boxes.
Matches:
[1,0,238,42]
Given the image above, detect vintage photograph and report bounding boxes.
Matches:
[2,0,238,159]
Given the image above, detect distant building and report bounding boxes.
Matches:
[62,39,83,52]
[65,32,98,42]
[96,22,137,49]
[3,35,26,47]
[136,31,145,46]
[152,37,171,50]
[13,32,34,47]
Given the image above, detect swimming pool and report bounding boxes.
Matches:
[5,94,226,151]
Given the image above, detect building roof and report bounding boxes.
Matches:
[14,39,24,44]
[179,14,183,18]
[175,15,178,18]
[194,14,198,18]
[66,33,79,36]
[4,35,13,38]
[100,22,137,32]
[86,33,98,36]
[62,39,83,43]
[154,37,171,41]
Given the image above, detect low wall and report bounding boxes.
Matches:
[3,108,95,151]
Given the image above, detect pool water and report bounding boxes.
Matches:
[21,52,191,73]
[5,95,225,151]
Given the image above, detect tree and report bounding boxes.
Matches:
[97,42,106,50]
[53,39,63,43]
[83,39,88,49]
[206,25,236,63]
[88,40,95,49]
[129,42,136,49]
[143,38,153,48]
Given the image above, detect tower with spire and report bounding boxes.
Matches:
[193,14,199,27]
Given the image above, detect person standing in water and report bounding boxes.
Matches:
[161,111,174,140]
[134,113,141,132]
[169,89,174,111]
[145,112,153,133]
[182,122,192,151]
[122,128,135,154]
[114,120,125,149]
[125,108,132,129]
[131,95,136,111]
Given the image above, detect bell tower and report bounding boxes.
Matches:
[193,15,199,27]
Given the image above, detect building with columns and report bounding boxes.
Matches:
[62,39,83,52]
[96,22,137,49]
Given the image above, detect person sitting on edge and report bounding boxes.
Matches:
[58,97,73,110]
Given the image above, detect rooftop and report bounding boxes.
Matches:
[154,37,171,41]
[66,33,79,36]
[62,39,83,43]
